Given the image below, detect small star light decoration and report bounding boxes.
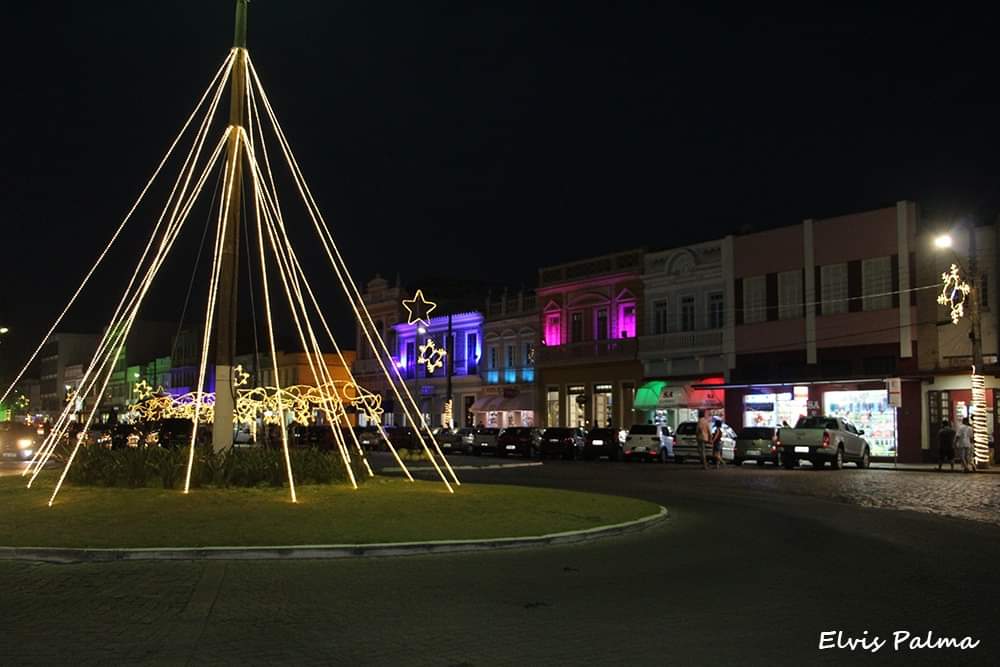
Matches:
[418,338,447,374]
[938,264,971,325]
[133,379,154,401]
[233,364,251,388]
[402,289,437,327]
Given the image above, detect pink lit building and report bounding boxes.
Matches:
[535,250,644,429]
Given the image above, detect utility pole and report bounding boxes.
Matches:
[212,0,249,452]
[967,223,984,371]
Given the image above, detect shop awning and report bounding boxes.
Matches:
[469,396,502,412]
[634,381,668,411]
[497,393,535,412]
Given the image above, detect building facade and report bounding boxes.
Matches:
[38,333,100,419]
[718,201,922,461]
[635,240,729,429]
[472,290,538,427]
[535,250,644,429]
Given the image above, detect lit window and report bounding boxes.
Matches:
[618,303,637,338]
[544,313,562,346]
[821,263,848,315]
[862,257,892,311]
[743,275,766,324]
[778,270,802,320]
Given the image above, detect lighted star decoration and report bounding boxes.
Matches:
[938,264,971,325]
[402,289,437,327]
[14,394,29,411]
[233,364,251,388]
[133,379,154,401]
[418,338,447,373]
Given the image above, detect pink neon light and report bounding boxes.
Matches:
[617,303,636,339]
[544,314,562,346]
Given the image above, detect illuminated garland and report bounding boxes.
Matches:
[938,264,971,325]
[971,370,990,465]
[128,381,383,428]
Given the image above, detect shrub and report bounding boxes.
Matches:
[63,444,365,489]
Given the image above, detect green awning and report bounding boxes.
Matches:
[633,380,668,411]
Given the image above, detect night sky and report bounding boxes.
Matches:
[2,1,999,372]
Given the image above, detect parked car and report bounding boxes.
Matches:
[472,427,502,455]
[143,418,194,449]
[432,427,464,454]
[538,427,586,460]
[776,416,870,469]
[673,419,737,464]
[353,426,384,452]
[733,426,780,466]
[0,423,39,462]
[497,427,541,457]
[386,427,419,452]
[456,427,477,454]
[583,427,623,461]
[622,424,673,462]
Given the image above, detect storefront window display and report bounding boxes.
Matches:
[546,387,560,427]
[567,385,586,428]
[743,387,809,428]
[823,389,896,457]
[594,384,614,427]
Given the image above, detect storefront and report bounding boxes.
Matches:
[923,373,1000,462]
[634,378,725,431]
[470,389,537,428]
[716,378,919,461]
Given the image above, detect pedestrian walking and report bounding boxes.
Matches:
[937,419,955,472]
[696,410,711,470]
[954,417,974,473]
[711,416,725,467]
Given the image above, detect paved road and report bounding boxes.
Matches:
[2,457,998,665]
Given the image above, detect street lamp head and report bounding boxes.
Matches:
[0,327,9,335]
[934,234,953,250]
[417,326,427,335]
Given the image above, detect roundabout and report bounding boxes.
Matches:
[0,474,663,556]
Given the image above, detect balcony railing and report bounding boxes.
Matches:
[535,338,638,367]
[638,330,723,356]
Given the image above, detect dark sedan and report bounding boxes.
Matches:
[582,428,621,461]
[539,427,585,460]
[496,427,540,458]
[733,426,779,466]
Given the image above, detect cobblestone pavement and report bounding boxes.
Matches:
[2,458,998,666]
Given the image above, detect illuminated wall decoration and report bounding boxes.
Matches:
[402,289,437,327]
[971,370,990,465]
[938,264,971,325]
[418,339,447,374]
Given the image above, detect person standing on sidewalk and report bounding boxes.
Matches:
[954,417,974,473]
[711,416,726,467]
[696,410,711,470]
[937,419,956,472]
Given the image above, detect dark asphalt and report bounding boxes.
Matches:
[1,455,997,665]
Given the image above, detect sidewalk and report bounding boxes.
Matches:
[871,462,999,474]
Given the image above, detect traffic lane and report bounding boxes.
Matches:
[419,456,1000,527]
[1,465,996,665]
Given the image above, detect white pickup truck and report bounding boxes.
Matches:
[776,416,871,470]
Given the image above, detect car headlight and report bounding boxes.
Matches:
[17,438,33,450]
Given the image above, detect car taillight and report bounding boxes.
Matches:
[822,432,830,448]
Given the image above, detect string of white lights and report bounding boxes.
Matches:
[183,126,241,495]
[28,129,234,488]
[244,133,358,488]
[240,128,301,499]
[49,133,231,507]
[43,134,234,504]
[247,56,459,490]
[245,77,387,479]
[23,64,234,480]
[0,51,237,408]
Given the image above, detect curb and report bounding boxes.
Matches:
[380,461,544,473]
[0,506,667,564]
